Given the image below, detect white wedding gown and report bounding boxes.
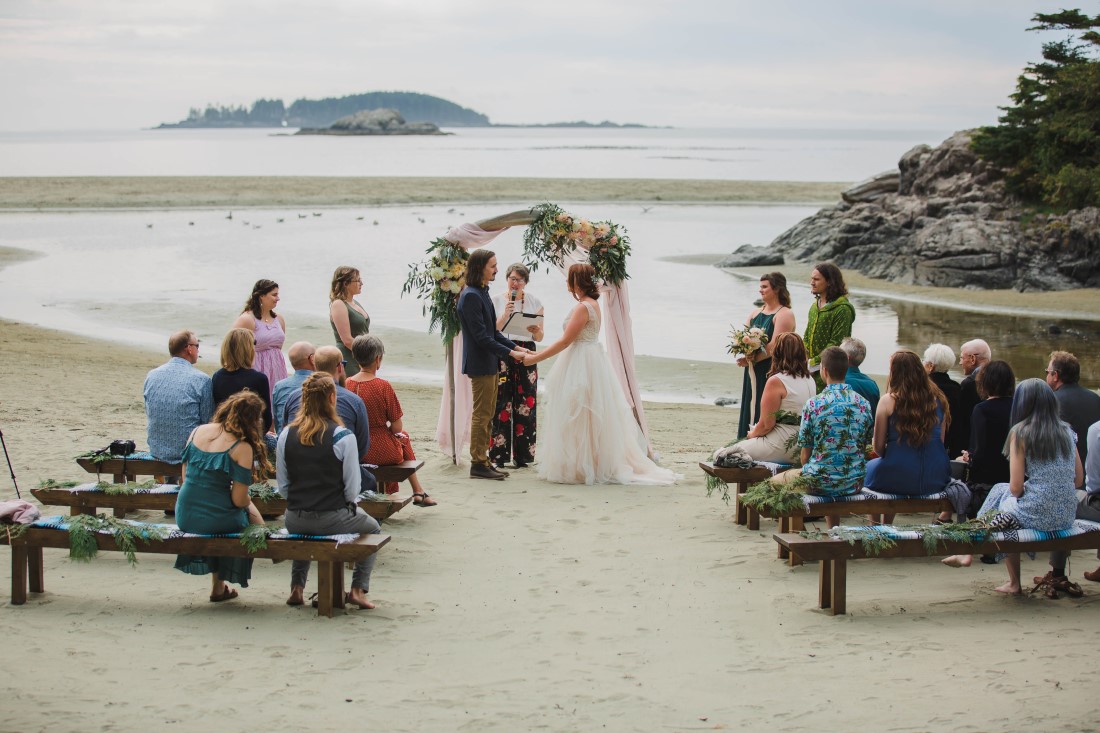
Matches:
[537,301,679,485]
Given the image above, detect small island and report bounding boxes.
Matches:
[295,108,448,136]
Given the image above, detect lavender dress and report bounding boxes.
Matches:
[253,319,287,404]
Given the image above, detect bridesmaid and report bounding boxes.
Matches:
[329,266,370,377]
[233,278,287,403]
[735,272,796,439]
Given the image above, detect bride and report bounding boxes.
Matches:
[523,264,678,485]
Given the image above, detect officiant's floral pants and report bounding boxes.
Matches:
[491,340,537,466]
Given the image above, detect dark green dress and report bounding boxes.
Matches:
[173,440,253,586]
[331,299,370,377]
[736,310,778,439]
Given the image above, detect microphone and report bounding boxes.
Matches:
[510,290,517,303]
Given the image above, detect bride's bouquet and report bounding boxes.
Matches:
[726,325,769,360]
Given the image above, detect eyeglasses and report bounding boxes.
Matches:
[1045,369,1056,375]
[188,342,200,347]
[341,360,348,367]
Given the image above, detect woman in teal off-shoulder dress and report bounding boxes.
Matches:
[174,392,269,603]
[736,273,796,439]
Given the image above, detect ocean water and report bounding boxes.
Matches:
[1,126,1097,400]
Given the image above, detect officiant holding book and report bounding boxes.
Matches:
[491,263,545,469]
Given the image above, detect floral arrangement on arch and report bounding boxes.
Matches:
[522,203,631,287]
[402,237,470,344]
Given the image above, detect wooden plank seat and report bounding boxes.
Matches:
[773,520,1100,616]
[699,462,777,528]
[1,516,391,617]
[33,483,413,522]
[76,455,425,488]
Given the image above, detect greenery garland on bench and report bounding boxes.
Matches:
[799,518,1000,557]
[403,203,631,345]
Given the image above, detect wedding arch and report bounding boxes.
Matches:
[402,203,652,463]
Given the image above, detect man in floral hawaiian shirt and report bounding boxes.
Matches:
[772,346,874,499]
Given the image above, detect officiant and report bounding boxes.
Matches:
[735,272,796,439]
[490,263,545,469]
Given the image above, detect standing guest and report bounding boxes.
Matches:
[923,343,962,456]
[232,278,287,403]
[950,339,991,457]
[278,374,381,609]
[943,379,1083,596]
[491,263,545,469]
[272,342,315,435]
[864,350,951,501]
[1046,350,1100,465]
[282,345,376,497]
[346,335,437,506]
[735,272,797,439]
[803,262,856,391]
[731,333,815,464]
[212,328,273,436]
[769,347,874,526]
[456,250,528,481]
[174,391,268,603]
[841,337,880,415]
[144,330,214,463]
[329,266,371,377]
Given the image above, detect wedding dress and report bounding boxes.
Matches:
[537,301,678,485]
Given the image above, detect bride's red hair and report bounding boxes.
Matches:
[567,264,600,300]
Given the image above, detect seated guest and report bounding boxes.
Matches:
[282,345,376,496]
[1037,419,1100,593]
[1046,350,1100,465]
[952,339,991,457]
[769,347,874,524]
[174,391,268,603]
[272,342,316,434]
[958,360,1016,513]
[278,374,381,609]
[212,328,273,435]
[842,337,879,414]
[734,333,816,464]
[144,330,213,463]
[865,350,951,497]
[922,343,962,454]
[345,335,437,506]
[943,379,1082,596]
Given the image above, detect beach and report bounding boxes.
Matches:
[2,170,1100,732]
[2,314,1098,733]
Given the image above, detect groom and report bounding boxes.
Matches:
[458,249,528,480]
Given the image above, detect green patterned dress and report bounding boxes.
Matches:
[804,295,856,391]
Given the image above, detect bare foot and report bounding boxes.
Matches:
[942,555,972,568]
[346,589,376,610]
[286,586,305,606]
[994,581,1022,595]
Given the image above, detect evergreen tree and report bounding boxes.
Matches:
[971,9,1100,210]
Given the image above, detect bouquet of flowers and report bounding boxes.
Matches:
[726,325,769,359]
[522,203,631,287]
[402,237,470,344]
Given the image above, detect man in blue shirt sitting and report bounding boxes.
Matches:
[143,330,214,464]
[841,337,880,415]
[272,341,316,434]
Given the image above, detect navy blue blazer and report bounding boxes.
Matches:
[457,285,516,376]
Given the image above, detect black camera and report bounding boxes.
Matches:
[109,439,137,457]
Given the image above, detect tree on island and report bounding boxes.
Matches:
[972,9,1100,210]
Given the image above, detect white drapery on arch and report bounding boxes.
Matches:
[434,215,653,462]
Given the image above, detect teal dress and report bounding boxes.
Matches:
[736,310,778,439]
[173,440,253,586]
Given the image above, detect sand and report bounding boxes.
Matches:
[1,317,1097,733]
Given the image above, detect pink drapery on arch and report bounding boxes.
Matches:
[434,222,653,461]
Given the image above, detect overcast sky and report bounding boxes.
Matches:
[0,0,1084,131]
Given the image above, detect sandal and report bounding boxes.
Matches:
[412,492,437,507]
[1032,572,1085,598]
[209,585,239,603]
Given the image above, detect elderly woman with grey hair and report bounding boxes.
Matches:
[923,343,961,443]
[344,334,437,506]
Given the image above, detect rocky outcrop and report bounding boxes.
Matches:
[765,130,1100,291]
[295,108,447,136]
[714,244,784,268]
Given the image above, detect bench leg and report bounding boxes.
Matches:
[788,516,805,567]
[113,508,128,519]
[334,563,346,610]
[830,559,847,616]
[734,482,748,526]
[11,544,28,605]
[316,562,336,618]
[818,559,832,610]
[28,546,44,594]
[777,517,789,559]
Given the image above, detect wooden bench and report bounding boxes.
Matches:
[32,485,413,522]
[2,523,390,617]
[77,456,425,488]
[773,530,1100,616]
[699,462,776,528]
